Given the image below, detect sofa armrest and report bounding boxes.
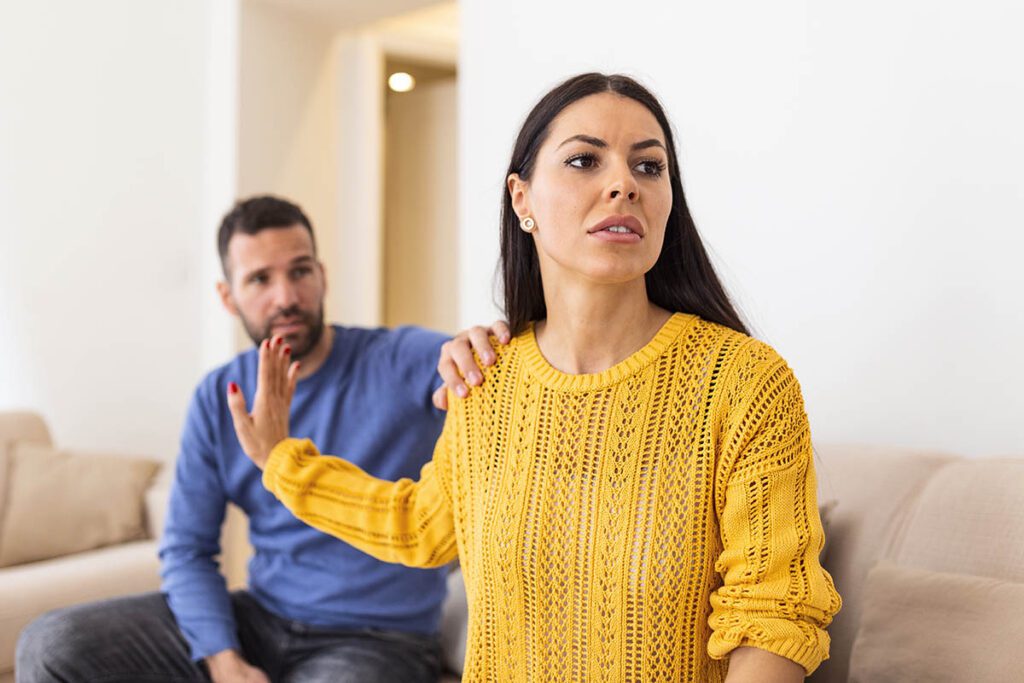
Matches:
[141,465,251,589]
[144,465,172,541]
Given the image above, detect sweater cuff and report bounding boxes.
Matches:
[188,627,241,663]
[262,437,308,493]
[708,631,830,675]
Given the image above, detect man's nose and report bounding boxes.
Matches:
[271,280,301,309]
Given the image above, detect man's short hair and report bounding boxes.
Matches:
[218,195,317,277]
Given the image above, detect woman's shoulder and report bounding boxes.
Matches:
[684,316,794,386]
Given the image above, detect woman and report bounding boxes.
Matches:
[228,73,841,682]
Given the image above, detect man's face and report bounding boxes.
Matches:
[218,225,326,359]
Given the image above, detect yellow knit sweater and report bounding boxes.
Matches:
[263,313,841,681]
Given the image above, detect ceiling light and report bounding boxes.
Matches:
[388,72,416,93]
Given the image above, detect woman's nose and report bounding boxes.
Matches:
[608,164,639,202]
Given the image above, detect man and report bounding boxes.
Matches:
[16,196,505,682]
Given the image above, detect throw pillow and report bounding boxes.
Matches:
[0,446,9,534]
[0,441,161,567]
[848,561,1024,682]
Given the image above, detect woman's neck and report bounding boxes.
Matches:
[535,278,671,375]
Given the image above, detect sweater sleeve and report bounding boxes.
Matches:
[261,411,458,569]
[707,345,842,675]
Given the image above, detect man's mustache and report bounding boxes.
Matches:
[267,307,314,328]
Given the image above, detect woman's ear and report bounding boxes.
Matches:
[507,173,530,218]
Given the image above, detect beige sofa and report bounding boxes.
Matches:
[4,406,1021,682]
[433,444,1024,681]
[0,412,167,683]
[809,444,1024,682]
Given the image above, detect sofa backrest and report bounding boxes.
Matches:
[890,458,1024,582]
[0,412,51,452]
[809,444,956,683]
[0,412,53,546]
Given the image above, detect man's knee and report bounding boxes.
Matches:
[15,606,83,680]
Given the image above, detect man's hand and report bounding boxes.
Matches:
[433,320,512,410]
[205,650,270,683]
[227,336,300,469]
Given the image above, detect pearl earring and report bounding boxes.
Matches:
[520,216,536,233]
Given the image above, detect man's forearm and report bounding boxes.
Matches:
[724,646,805,683]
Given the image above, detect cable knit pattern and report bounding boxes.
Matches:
[263,313,841,681]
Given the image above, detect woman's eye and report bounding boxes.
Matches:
[565,153,597,169]
[635,159,666,177]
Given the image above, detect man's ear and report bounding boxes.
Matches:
[318,260,327,294]
[507,173,530,219]
[216,280,238,316]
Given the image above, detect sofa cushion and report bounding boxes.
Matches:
[0,442,160,567]
[0,449,8,536]
[439,566,468,675]
[0,540,161,674]
[808,444,956,683]
[0,412,52,536]
[848,562,1024,683]
[890,458,1024,582]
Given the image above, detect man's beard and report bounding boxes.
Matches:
[240,305,325,360]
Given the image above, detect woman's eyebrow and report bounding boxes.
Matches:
[631,138,666,151]
[556,134,607,150]
[555,134,666,152]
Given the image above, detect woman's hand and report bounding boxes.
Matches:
[227,336,301,469]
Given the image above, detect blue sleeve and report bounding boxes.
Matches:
[158,380,238,661]
[387,326,450,416]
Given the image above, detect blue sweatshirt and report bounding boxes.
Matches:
[159,325,449,660]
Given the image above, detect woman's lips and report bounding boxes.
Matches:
[588,229,642,244]
[587,214,645,236]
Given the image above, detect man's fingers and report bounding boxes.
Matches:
[432,385,449,411]
[447,336,483,386]
[489,319,512,344]
[467,326,496,366]
[437,348,468,398]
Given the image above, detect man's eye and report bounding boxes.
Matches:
[291,267,312,279]
[565,153,598,169]
[249,274,269,285]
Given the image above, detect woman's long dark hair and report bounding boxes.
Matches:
[500,73,748,337]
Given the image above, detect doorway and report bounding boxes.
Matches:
[382,59,458,333]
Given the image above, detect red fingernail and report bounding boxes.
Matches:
[295,361,301,370]
[284,346,291,355]
[229,382,239,394]
[276,337,283,347]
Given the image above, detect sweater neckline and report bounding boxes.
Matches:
[519,312,695,392]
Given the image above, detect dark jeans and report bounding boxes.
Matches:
[15,591,442,683]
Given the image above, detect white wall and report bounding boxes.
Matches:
[238,1,459,329]
[238,0,340,335]
[459,1,1024,456]
[0,1,237,460]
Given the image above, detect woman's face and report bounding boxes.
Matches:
[509,92,673,287]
